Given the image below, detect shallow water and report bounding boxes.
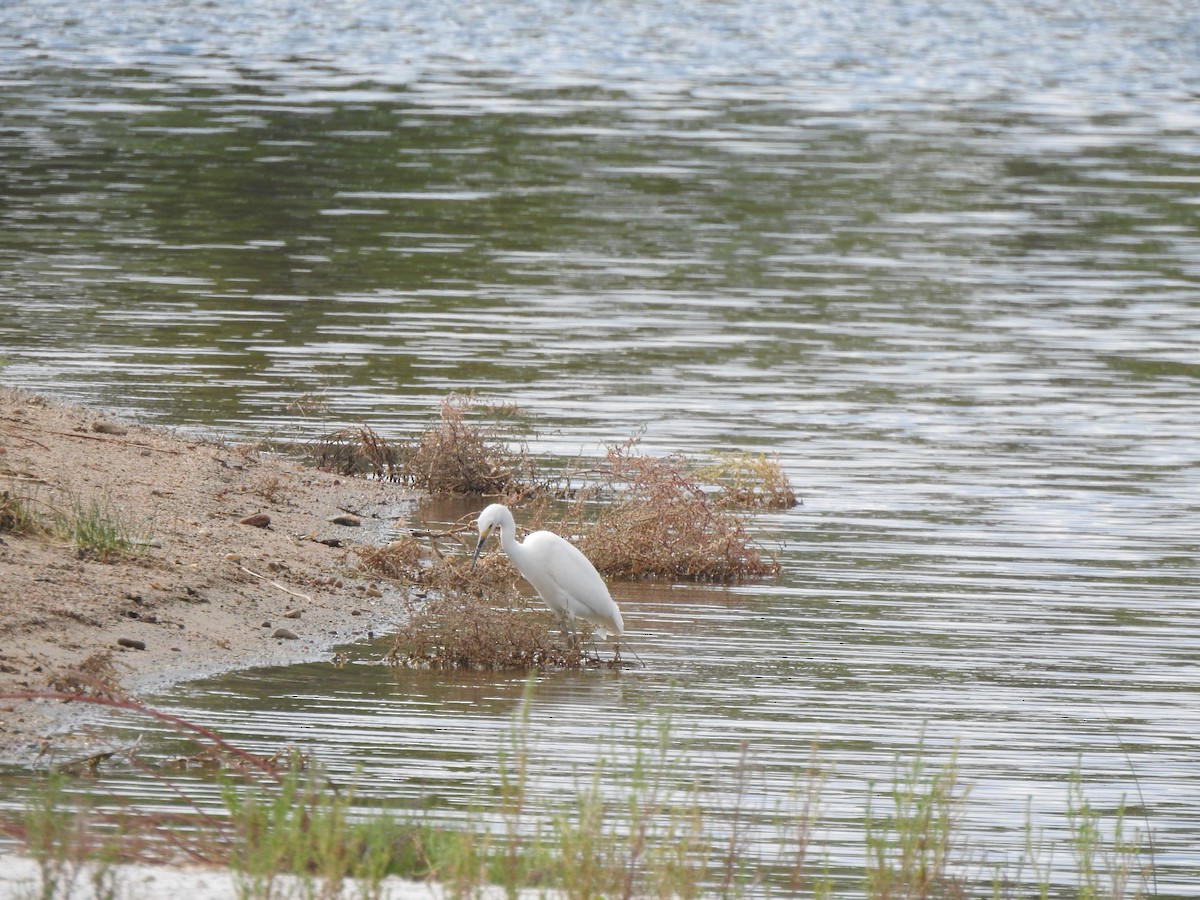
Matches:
[2,0,1200,892]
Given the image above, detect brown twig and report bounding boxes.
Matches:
[3,423,181,455]
[237,564,313,603]
[0,691,284,780]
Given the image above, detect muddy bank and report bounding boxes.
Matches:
[0,388,417,765]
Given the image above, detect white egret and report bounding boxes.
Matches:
[471,503,624,641]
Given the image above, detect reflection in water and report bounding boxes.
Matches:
[2,0,1200,892]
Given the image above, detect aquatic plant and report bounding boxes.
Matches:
[694,450,798,510]
[319,394,789,583]
[362,523,622,671]
[569,441,780,581]
[864,743,971,898]
[398,394,534,496]
[381,554,608,671]
[0,689,1156,900]
[386,584,596,671]
[309,423,401,480]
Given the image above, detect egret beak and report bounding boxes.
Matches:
[470,526,491,571]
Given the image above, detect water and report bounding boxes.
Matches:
[2,0,1200,892]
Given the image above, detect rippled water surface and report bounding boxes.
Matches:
[2,0,1200,892]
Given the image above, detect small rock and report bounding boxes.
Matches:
[239,513,271,528]
[331,513,362,527]
[283,609,302,619]
[117,638,146,651]
[262,621,272,628]
[92,419,128,436]
[272,628,299,640]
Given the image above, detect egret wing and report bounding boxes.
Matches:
[527,532,623,635]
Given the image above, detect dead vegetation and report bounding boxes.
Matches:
[317,396,793,583]
[399,395,532,495]
[309,424,401,480]
[335,396,794,668]
[361,536,614,671]
[47,652,122,697]
[385,585,598,671]
[357,533,426,583]
[569,442,782,582]
[696,451,798,510]
[311,395,535,494]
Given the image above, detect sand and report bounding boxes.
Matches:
[0,387,417,765]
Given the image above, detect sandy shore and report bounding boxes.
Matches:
[0,853,557,899]
[0,388,417,765]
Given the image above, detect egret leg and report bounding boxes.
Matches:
[583,630,601,660]
[616,638,645,668]
[559,615,578,649]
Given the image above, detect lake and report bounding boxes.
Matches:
[1,0,1198,893]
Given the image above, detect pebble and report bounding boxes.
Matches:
[283,609,302,619]
[272,628,299,640]
[117,638,146,651]
[331,513,362,527]
[238,513,271,528]
[92,419,128,436]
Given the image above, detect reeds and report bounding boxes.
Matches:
[0,690,1155,900]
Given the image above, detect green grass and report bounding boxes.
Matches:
[0,689,1155,900]
[1,481,153,561]
[56,491,152,562]
[219,754,402,899]
[13,770,124,900]
[0,487,42,536]
[864,740,968,897]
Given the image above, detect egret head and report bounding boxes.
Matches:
[470,503,509,570]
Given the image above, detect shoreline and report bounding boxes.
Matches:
[0,387,416,766]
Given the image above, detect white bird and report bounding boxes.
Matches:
[471,503,624,641]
